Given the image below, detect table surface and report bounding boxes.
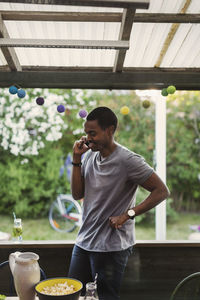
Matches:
[6,297,84,300]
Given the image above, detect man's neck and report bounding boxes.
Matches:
[100,142,117,158]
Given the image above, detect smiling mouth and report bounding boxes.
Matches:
[88,141,98,149]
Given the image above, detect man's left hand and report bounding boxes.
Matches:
[109,214,129,229]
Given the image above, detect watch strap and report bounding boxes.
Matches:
[72,162,82,167]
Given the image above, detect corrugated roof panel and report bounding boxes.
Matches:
[136,0,186,13]
[140,23,172,67]
[4,19,120,66]
[0,49,7,66]
[159,24,190,67]
[124,0,197,68]
[124,23,154,67]
[129,0,200,68]
[0,1,122,67]
[159,0,200,67]
[187,0,200,13]
[124,23,172,67]
[0,2,122,12]
[7,48,117,67]
[191,50,200,67]
[0,0,199,69]
[166,24,200,67]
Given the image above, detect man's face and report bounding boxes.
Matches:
[84,120,113,152]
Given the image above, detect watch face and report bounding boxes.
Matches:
[128,209,135,217]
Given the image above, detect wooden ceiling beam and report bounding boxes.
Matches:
[0,38,129,50]
[134,13,200,23]
[0,0,150,9]
[0,14,21,71]
[0,68,199,90]
[113,8,136,72]
[1,11,122,22]
[1,11,200,24]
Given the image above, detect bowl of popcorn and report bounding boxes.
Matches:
[35,277,83,300]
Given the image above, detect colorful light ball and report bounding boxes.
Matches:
[79,109,88,118]
[142,100,151,109]
[167,85,176,94]
[17,89,26,98]
[161,88,168,97]
[57,104,65,113]
[120,106,130,115]
[36,97,44,106]
[9,85,18,95]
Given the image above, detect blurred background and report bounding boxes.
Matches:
[0,88,199,240]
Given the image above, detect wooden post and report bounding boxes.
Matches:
[155,92,167,240]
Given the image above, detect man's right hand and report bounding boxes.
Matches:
[73,136,90,158]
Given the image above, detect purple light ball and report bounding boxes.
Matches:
[57,105,65,113]
[36,97,45,106]
[9,85,18,95]
[17,89,26,98]
[79,109,88,118]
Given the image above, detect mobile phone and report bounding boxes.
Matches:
[85,141,90,146]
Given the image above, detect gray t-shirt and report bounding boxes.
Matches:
[75,143,153,252]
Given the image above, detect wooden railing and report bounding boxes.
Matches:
[0,240,200,300]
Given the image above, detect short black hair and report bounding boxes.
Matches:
[86,106,118,132]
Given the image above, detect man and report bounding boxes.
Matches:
[68,106,169,300]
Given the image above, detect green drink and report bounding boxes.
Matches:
[13,218,23,241]
[13,226,23,237]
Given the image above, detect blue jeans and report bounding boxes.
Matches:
[68,245,133,300]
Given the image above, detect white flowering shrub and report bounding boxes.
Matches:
[0,88,70,156]
[0,88,97,157]
[0,88,97,217]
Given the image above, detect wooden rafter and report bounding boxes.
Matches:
[133,13,200,23]
[155,0,192,67]
[0,0,150,9]
[113,8,136,72]
[0,38,129,50]
[0,68,200,90]
[0,0,199,91]
[1,11,200,24]
[0,14,21,71]
[1,11,122,22]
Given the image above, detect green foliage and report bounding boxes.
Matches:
[135,188,178,224]
[166,91,200,212]
[0,144,70,217]
[48,88,97,154]
[0,88,199,222]
[0,214,79,241]
[92,90,155,165]
[0,88,96,218]
[135,187,152,224]
[166,198,179,221]
[1,212,198,241]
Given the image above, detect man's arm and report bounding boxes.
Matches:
[132,172,170,216]
[71,153,85,200]
[71,137,89,200]
[109,172,170,228]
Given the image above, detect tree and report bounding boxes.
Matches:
[166,91,200,212]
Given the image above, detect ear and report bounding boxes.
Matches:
[107,125,115,136]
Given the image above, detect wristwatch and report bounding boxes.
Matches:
[127,209,136,220]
